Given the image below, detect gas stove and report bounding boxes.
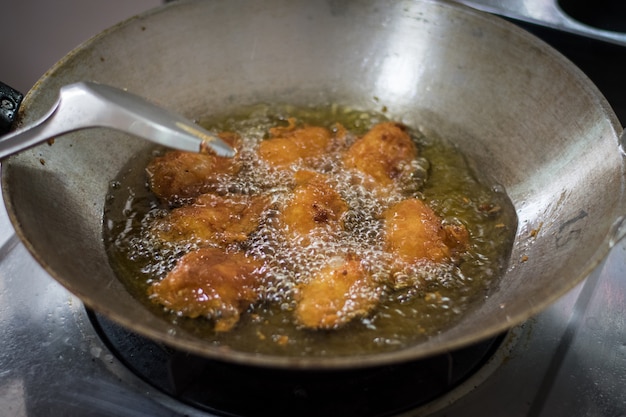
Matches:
[1,2,626,416]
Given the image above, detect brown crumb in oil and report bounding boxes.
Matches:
[530,222,544,238]
[274,335,289,346]
[424,292,442,303]
[479,203,502,215]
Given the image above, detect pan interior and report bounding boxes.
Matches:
[101,103,518,358]
[2,0,624,368]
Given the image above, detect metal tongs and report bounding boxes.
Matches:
[0,81,236,160]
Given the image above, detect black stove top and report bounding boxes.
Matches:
[89,310,503,417]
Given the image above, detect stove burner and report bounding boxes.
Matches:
[87,310,504,417]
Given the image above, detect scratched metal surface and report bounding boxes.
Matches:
[1,190,624,416]
[1,1,626,415]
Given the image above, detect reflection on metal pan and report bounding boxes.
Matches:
[2,0,625,368]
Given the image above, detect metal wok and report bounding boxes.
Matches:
[2,0,625,369]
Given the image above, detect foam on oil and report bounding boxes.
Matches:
[103,104,517,357]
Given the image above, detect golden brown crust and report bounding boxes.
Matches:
[294,256,380,330]
[149,247,263,332]
[151,193,271,247]
[343,122,418,189]
[146,132,242,205]
[278,171,348,242]
[257,118,334,168]
[383,198,468,264]
[143,120,472,332]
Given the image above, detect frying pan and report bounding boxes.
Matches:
[2,0,625,369]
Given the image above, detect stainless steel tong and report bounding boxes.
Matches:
[0,81,236,160]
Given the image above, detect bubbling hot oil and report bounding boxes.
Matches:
[103,104,517,357]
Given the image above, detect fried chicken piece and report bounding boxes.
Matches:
[279,171,348,242]
[149,247,264,332]
[343,122,418,189]
[295,256,380,330]
[383,198,469,264]
[151,193,271,247]
[146,132,241,205]
[257,118,334,168]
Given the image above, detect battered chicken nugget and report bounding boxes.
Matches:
[383,198,468,264]
[151,193,270,247]
[295,256,380,330]
[343,122,418,189]
[258,118,334,168]
[149,247,264,332]
[146,132,241,205]
[279,171,348,242]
